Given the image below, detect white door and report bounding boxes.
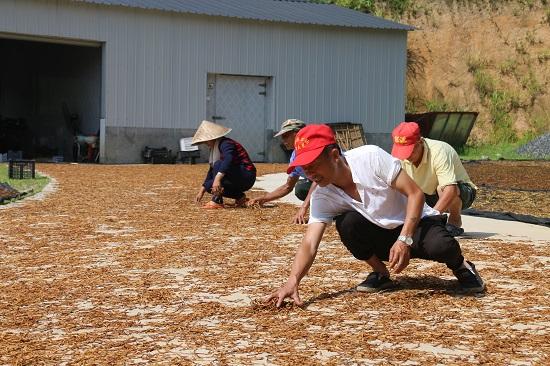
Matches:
[211,74,268,162]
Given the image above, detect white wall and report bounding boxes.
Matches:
[0,0,408,137]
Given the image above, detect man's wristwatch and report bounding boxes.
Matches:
[397,235,413,246]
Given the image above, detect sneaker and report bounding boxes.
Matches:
[446,223,465,237]
[356,272,396,293]
[453,261,485,293]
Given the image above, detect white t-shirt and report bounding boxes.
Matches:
[309,145,439,229]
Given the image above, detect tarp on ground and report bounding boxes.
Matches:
[463,208,550,228]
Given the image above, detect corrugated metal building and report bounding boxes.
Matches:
[0,0,412,163]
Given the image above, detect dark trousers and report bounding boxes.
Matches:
[335,212,464,270]
[294,178,312,201]
[425,182,477,210]
[203,161,256,202]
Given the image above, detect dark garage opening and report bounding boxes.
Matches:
[0,37,102,162]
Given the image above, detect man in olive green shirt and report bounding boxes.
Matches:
[391,122,477,236]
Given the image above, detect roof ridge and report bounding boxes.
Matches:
[71,0,413,31]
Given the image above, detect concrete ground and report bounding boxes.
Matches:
[252,173,550,242]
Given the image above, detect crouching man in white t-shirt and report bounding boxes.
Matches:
[266,124,485,307]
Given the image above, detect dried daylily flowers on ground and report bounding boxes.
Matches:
[0,162,548,364]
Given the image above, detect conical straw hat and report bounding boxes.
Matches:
[192,120,232,144]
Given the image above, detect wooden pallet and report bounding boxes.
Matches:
[328,123,367,151]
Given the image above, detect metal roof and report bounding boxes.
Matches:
[72,0,413,30]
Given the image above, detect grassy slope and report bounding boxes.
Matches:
[402,0,549,146]
[459,139,534,160]
[0,164,50,198]
[329,1,549,157]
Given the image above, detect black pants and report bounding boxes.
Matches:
[335,212,464,270]
[203,161,256,202]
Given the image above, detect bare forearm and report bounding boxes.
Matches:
[401,190,424,236]
[256,176,298,204]
[392,171,424,236]
[288,241,317,285]
[287,223,325,285]
[260,185,294,202]
[266,223,325,307]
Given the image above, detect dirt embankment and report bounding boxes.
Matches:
[402,1,549,143]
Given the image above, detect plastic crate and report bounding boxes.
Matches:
[8,160,35,179]
[177,150,200,164]
[142,147,173,164]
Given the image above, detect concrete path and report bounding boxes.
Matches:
[252,173,550,242]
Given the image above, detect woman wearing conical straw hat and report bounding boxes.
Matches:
[192,120,256,209]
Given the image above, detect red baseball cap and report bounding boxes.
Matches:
[287,124,336,174]
[391,122,421,160]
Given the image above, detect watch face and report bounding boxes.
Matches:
[399,235,413,245]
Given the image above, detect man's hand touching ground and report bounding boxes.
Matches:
[293,206,308,224]
[388,241,410,274]
[195,188,205,204]
[248,198,266,207]
[264,280,303,308]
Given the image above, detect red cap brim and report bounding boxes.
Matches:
[391,143,415,160]
[286,146,325,174]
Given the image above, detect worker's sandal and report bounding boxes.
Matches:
[234,196,249,208]
[203,201,224,209]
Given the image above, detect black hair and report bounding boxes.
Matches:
[321,143,341,156]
